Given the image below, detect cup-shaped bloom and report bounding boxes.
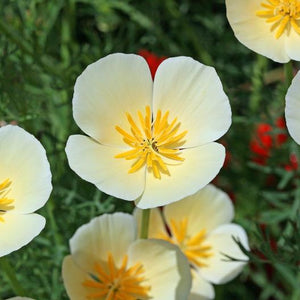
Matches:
[62,213,191,300]
[135,185,249,299]
[65,53,231,208]
[225,0,300,63]
[286,71,300,144]
[0,125,52,257]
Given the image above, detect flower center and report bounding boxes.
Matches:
[256,0,300,38]
[83,252,150,300]
[157,218,213,268]
[115,106,187,179]
[0,179,14,223]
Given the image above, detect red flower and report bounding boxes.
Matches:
[138,50,167,79]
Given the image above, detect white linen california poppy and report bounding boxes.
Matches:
[0,125,52,257]
[285,70,300,144]
[62,212,192,300]
[225,0,300,63]
[135,185,249,300]
[65,53,231,208]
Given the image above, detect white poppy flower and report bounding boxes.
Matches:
[135,185,249,299]
[65,53,231,208]
[0,125,52,257]
[62,213,191,300]
[285,70,300,144]
[225,0,300,63]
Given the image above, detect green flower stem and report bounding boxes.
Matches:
[140,209,151,239]
[284,61,294,89]
[0,256,27,296]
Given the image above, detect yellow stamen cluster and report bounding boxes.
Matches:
[115,106,187,179]
[256,0,300,39]
[157,218,213,268]
[0,179,14,223]
[83,253,150,300]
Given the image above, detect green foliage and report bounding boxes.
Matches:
[0,0,299,299]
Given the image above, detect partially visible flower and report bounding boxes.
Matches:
[285,70,300,144]
[0,125,52,257]
[138,49,167,78]
[62,213,191,300]
[66,53,231,208]
[250,117,298,170]
[225,0,300,63]
[135,185,249,300]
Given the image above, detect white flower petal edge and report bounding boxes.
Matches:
[62,255,88,300]
[73,53,153,146]
[189,269,215,300]
[0,213,45,257]
[70,213,136,272]
[65,135,145,200]
[285,71,300,145]
[0,125,52,213]
[164,184,234,236]
[153,56,231,147]
[200,224,249,285]
[128,239,192,300]
[136,143,225,209]
[225,0,290,63]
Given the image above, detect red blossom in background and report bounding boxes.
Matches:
[250,117,298,171]
[138,49,167,79]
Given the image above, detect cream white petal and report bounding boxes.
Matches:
[73,53,153,146]
[0,213,45,257]
[189,269,215,300]
[62,255,89,300]
[200,224,249,285]
[153,57,231,147]
[286,30,300,62]
[0,125,52,214]
[225,0,289,63]
[164,185,234,237]
[136,143,225,209]
[133,208,166,238]
[128,239,192,300]
[69,213,136,272]
[65,135,145,200]
[285,71,300,145]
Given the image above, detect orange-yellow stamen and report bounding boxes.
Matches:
[0,179,14,223]
[83,253,151,300]
[256,0,300,38]
[157,218,213,268]
[115,106,187,179]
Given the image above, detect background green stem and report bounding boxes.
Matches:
[140,209,150,239]
[0,256,27,296]
[284,61,294,89]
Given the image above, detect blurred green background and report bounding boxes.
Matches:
[1,0,300,299]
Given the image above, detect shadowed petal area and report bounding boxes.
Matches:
[225,0,289,63]
[136,143,225,209]
[66,135,145,201]
[153,57,231,147]
[189,269,215,300]
[70,213,136,272]
[0,125,52,214]
[62,255,89,300]
[73,53,153,146]
[0,213,45,257]
[164,185,234,236]
[285,71,300,145]
[128,239,192,300]
[200,224,249,285]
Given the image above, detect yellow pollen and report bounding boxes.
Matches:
[0,179,14,223]
[115,106,187,179]
[82,252,151,300]
[256,0,300,38]
[156,218,213,268]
